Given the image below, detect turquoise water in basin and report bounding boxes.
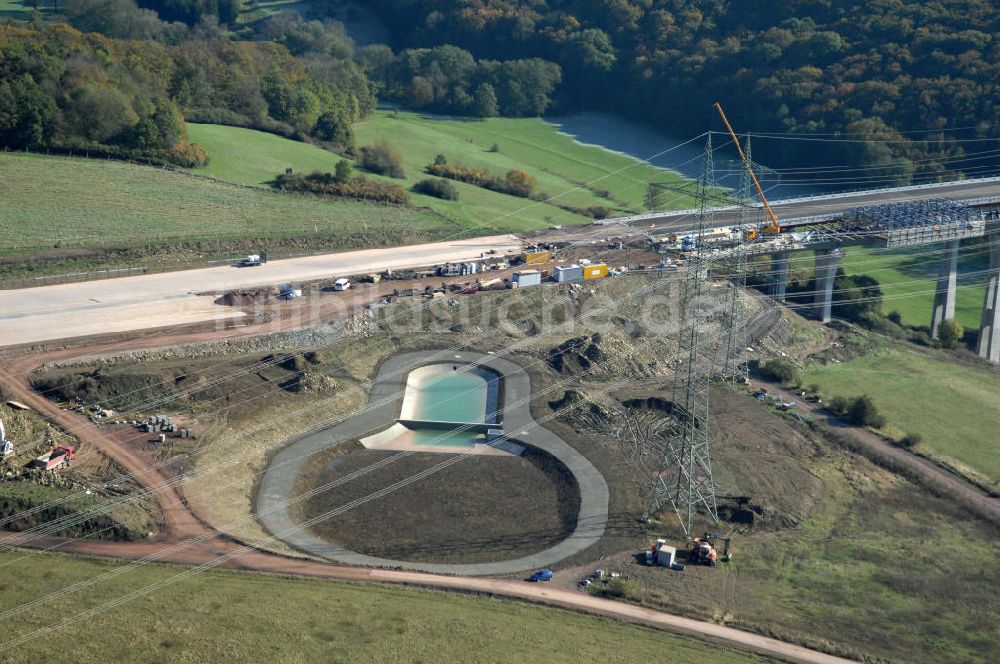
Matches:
[409,429,484,447]
[408,371,488,423]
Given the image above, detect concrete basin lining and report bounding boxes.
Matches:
[398,363,501,424]
[256,350,610,575]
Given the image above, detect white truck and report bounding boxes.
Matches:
[240,254,262,267]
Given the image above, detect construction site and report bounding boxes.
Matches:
[1,115,999,664]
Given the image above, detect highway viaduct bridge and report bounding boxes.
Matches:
[603,177,1000,363]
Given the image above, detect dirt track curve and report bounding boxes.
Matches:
[0,318,858,664]
[761,382,1000,525]
[0,531,851,664]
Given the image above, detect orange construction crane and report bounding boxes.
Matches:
[714,103,780,239]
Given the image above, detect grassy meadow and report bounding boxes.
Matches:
[187,110,691,231]
[1,112,689,278]
[839,245,988,331]
[0,551,774,663]
[0,151,450,252]
[0,0,33,20]
[725,458,1000,663]
[802,345,1000,484]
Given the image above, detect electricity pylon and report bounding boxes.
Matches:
[645,133,720,535]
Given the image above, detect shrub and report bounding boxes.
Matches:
[588,578,642,601]
[937,319,964,349]
[413,178,459,200]
[846,394,886,428]
[857,312,906,339]
[828,395,850,415]
[334,159,352,184]
[489,143,500,153]
[275,170,410,205]
[504,169,539,198]
[887,310,903,325]
[358,140,405,178]
[899,432,923,448]
[758,358,800,385]
[425,162,542,199]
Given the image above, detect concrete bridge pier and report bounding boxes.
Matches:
[813,249,843,323]
[930,239,960,338]
[769,252,790,302]
[977,233,1000,363]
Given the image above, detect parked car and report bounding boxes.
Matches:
[333,278,351,291]
[527,568,553,582]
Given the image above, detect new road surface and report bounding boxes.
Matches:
[0,235,521,347]
[608,176,1000,230]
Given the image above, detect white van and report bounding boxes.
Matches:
[333,278,351,291]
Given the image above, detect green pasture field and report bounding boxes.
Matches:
[0,151,450,253]
[186,110,692,230]
[802,345,1000,483]
[839,246,987,331]
[0,551,773,663]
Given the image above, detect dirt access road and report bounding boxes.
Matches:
[0,235,521,347]
[0,331,849,663]
[0,532,851,664]
[760,381,1000,524]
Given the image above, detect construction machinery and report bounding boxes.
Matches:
[713,103,780,241]
[0,418,12,458]
[30,445,76,471]
[686,532,732,566]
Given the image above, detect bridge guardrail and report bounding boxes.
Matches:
[600,176,1000,226]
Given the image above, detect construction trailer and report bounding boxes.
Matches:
[512,270,542,288]
[644,539,680,568]
[522,250,551,265]
[554,264,583,283]
[582,263,609,279]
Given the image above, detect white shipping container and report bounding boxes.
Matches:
[554,265,583,282]
[512,270,542,287]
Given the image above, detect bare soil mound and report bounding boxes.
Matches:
[292,444,580,564]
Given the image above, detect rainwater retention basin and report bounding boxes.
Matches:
[362,363,502,452]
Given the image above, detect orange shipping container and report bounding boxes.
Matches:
[583,263,608,279]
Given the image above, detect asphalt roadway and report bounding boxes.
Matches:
[610,176,1000,231]
[0,235,521,348]
[257,350,610,575]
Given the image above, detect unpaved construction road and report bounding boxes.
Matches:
[0,530,851,664]
[761,382,1000,524]
[0,314,854,663]
[0,235,521,347]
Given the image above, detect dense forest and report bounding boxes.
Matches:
[0,22,371,164]
[4,1,999,179]
[366,0,1000,182]
[361,44,561,117]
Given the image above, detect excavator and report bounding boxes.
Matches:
[714,103,781,243]
[687,532,733,566]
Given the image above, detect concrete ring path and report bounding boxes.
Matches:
[257,350,610,575]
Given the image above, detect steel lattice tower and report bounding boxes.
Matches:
[645,134,720,534]
[722,135,754,384]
